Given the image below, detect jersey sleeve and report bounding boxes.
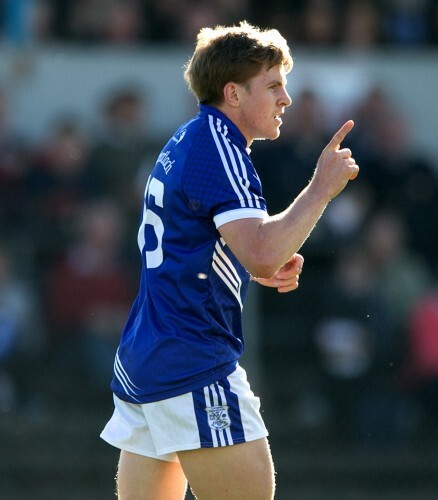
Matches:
[182,125,267,229]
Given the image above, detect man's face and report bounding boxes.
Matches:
[236,64,292,146]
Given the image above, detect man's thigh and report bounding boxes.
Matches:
[177,437,275,500]
[117,450,188,500]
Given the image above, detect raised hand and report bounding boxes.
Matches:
[311,120,359,201]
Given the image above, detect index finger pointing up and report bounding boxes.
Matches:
[327,120,355,151]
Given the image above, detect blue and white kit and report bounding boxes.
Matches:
[110,104,267,405]
[101,365,268,460]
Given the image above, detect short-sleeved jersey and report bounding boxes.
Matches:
[111,105,267,403]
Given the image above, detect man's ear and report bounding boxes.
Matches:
[223,82,241,108]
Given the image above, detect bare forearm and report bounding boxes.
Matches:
[253,182,329,277]
[219,120,359,279]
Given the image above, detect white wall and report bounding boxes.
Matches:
[289,48,438,164]
[0,45,196,142]
[0,44,437,165]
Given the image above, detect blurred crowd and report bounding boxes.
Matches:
[252,85,438,446]
[0,83,161,414]
[0,73,437,447]
[0,2,437,450]
[2,0,438,48]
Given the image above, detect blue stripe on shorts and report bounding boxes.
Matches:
[217,376,245,445]
[192,374,245,448]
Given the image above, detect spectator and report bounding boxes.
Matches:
[44,199,136,407]
[363,209,432,329]
[382,0,430,46]
[30,0,54,42]
[343,0,381,48]
[427,0,438,43]
[0,244,45,413]
[12,0,438,46]
[105,0,145,44]
[347,85,400,169]
[89,85,160,227]
[25,117,97,274]
[347,84,438,275]
[146,0,251,42]
[403,286,438,435]
[0,86,30,240]
[143,0,189,41]
[399,160,438,272]
[314,243,409,443]
[299,0,339,45]
[68,0,144,43]
[348,83,438,259]
[179,0,251,42]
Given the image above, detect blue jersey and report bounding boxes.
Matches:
[111,105,267,403]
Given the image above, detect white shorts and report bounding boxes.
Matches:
[100,365,268,462]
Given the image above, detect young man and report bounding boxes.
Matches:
[101,22,359,499]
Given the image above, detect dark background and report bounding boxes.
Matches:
[1,1,438,498]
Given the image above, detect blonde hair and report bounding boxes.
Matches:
[184,21,293,105]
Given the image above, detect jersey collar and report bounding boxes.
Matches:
[198,104,248,150]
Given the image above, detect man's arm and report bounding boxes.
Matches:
[218,120,359,279]
[251,253,304,293]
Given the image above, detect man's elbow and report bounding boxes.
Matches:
[244,253,280,280]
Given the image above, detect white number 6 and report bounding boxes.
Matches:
[138,177,164,269]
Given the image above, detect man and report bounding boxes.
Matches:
[101,21,359,499]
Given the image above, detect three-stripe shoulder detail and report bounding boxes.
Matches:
[208,115,262,210]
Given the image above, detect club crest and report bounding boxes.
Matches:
[205,405,231,431]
